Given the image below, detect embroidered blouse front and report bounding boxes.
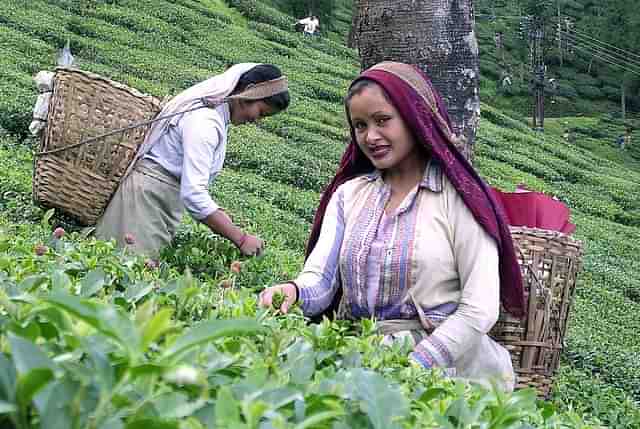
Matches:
[295,160,515,389]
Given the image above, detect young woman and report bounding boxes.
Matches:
[259,61,524,390]
[96,63,290,257]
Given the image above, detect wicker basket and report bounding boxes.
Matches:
[491,226,584,398]
[33,68,161,226]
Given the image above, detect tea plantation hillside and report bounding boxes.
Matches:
[1,0,640,427]
[472,0,640,121]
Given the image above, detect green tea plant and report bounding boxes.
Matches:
[1,0,640,426]
[1,219,608,428]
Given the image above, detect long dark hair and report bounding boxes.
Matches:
[233,64,290,112]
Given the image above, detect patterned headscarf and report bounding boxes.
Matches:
[307,62,525,318]
[126,63,288,177]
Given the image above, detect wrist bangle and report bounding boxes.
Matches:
[237,232,248,249]
[286,281,299,303]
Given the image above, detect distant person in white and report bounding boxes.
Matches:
[95,64,290,257]
[297,15,319,36]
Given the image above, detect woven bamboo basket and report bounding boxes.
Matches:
[491,226,584,398]
[33,67,161,226]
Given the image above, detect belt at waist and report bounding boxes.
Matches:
[135,158,179,188]
[376,319,433,336]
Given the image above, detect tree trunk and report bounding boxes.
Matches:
[352,0,480,160]
[621,82,626,121]
[347,0,359,48]
[557,1,563,67]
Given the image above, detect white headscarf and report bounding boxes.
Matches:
[126,63,259,176]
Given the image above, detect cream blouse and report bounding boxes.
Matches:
[295,160,515,390]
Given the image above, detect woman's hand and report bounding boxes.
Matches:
[201,210,264,257]
[259,282,297,313]
[238,233,264,257]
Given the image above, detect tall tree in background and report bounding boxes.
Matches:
[347,1,358,48]
[601,0,640,119]
[569,0,640,118]
[351,0,479,160]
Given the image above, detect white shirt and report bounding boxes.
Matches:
[144,102,230,220]
[298,17,319,34]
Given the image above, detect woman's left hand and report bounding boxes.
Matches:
[258,282,297,313]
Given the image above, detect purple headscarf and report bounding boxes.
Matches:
[307,62,525,318]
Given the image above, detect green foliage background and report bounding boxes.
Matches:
[476,0,640,119]
[0,0,639,427]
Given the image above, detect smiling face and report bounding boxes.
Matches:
[229,99,276,125]
[348,83,423,173]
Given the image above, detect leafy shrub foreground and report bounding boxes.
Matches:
[0,219,602,429]
[1,0,640,426]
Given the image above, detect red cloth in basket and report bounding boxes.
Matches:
[491,185,576,234]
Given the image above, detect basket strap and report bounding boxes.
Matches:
[512,340,562,349]
[36,102,214,156]
[408,289,437,333]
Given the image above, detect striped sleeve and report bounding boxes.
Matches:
[410,333,454,369]
[295,188,345,316]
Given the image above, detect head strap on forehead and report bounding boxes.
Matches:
[368,62,436,106]
[363,62,460,145]
[227,76,288,101]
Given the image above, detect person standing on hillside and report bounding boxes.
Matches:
[624,127,632,151]
[494,31,504,62]
[562,128,575,144]
[498,66,513,95]
[296,15,320,37]
[616,133,623,149]
[95,63,290,257]
[259,62,524,391]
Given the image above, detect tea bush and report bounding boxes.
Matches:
[602,85,621,101]
[248,21,301,48]
[1,0,639,426]
[2,216,609,428]
[553,365,640,427]
[480,60,501,80]
[226,0,291,31]
[577,85,604,100]
[557,80,579,99]
[576,73,601,87]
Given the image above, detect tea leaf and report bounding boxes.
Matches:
[162,318,263,362]
[0,399,17,415]
[80,269,107,297]
[16,368,54,408]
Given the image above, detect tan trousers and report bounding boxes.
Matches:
[95,159,183,257]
